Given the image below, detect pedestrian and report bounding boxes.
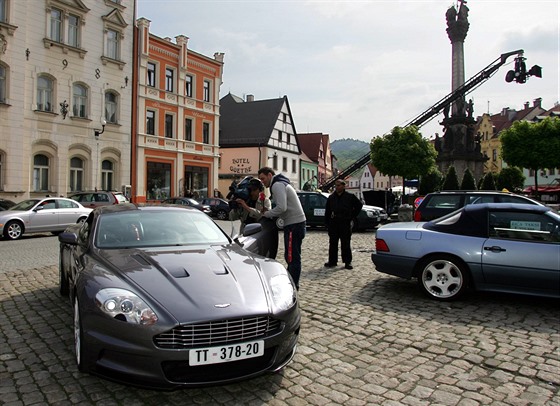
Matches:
[258,167,306,289]
[229,178,278,258]
[324,179,363,270]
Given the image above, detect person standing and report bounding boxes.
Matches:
[324,179,363,270]
[258,167,306,289]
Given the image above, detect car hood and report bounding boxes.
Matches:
[99,245,270,322]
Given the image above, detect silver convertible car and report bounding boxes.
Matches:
[372,203,560,301]
[58,204,300,388]
[0,197,92,240]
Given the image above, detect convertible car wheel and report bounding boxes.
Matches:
[216,210,228,220]
[74,297,86,372]
[4,220,23,240]
[419,256,468,301]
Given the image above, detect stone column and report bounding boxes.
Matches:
[446,1,470,115]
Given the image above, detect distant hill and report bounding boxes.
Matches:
[330,138,370,171]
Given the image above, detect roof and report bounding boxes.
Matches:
[219,93,288,147]
[297,133,324,162]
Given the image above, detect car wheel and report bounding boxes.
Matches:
[4,220,24,240]
[59,247,69,297]
[419,255,468,301]
[216,210,228,220]
[74,297,87,372]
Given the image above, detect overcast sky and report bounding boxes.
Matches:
[137,0,559,143]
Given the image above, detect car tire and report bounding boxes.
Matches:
[4,220,24,240]
[59,246,69,297]
[216,210,228,220]
[74,297,87,372]
[418,255,468,301]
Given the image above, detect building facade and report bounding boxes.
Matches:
[133,18,224,202]
[0,0,134,201]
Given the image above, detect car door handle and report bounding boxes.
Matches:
[484,246,506,252]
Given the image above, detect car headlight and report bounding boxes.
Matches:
[95,288,158,325]
[366,210,375,218]
[270,274,296,311]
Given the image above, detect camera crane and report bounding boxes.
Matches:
[320,49,542,192]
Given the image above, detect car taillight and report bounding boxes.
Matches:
[375,239,390,252]
[413,210,422,222]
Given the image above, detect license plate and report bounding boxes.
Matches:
[189,340,265,366]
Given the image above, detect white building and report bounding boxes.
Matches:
[0,0,134,202]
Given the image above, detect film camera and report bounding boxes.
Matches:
[228,176,264,210]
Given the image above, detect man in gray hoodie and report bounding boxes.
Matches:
[258,167,306,290]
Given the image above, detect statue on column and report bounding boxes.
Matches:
[446,0,470,43]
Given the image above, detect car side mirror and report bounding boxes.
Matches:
[34,206,44,212]
[58,231,79,245]
[243,223,262,237]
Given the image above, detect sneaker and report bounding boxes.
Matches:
[324,262,337,268]
[345,263,353,270]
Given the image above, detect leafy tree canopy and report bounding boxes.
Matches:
[419,168,443,195]
[480,172,497,190]
[442,165,460,190]
[496,167,525,192]
[460,168,477,190]
[370,126,436,180]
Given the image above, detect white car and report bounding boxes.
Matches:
[363,205,388,222]
[0,197,92,240]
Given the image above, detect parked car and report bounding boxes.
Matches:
[296,191,379,231]
[414,191,542,221]
[161,197,211,215]
[58,204,300,387]
[372,203,560,301]
[364,204,388,223]
[199,197,231,220]
[0,197,92,240]
[0,198,16,211]
[68,191,129,209]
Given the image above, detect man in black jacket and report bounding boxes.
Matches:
[324,179,363,270]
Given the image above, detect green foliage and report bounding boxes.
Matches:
[418,168,443,195]
[330,139,370,171]
[480,172,497,190]
[496,167,525,192]
[500,117,560,170]
[370,126,437,181]
[460,168,477,190]
[441,166,460,190]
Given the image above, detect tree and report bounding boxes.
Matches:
[500,117,560,195]
[419,168,443,195]
[496,167,525,192]
[370,126,437,187]
[460,168,477,190]
[480,172,497,190]
[441,166,460,190]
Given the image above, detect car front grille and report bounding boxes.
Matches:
[154,316,282,349]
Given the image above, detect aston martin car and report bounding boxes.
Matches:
[0,197,92,240]
[58,204,300,388]
[372,203,560,301]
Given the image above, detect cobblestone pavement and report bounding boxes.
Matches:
[1,226,559,405]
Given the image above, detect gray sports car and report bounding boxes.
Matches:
[372,203,560,301]
[58,204,300,388]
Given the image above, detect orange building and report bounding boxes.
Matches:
[132,18,224,203]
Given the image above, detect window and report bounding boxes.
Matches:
[147,62,156,87]
[282,157,287,172]
[489,211,559,243]
[165,68,174,92]
[0,0,6,23]
[203,122,210,144]
[50,8,62,42]
[101,160,113,191]
[69,157,83,192]
[283,113,287,122]
[203,80,210,102]
[492,149,497,161]
[185,118,192,141]
[0,64,6,103]
[185,74,193,97]
[105,92,118,123]
[72,84,87,118]
[106,29,119,60]
[68,14,79,47]
[33,154,49,191]
[147,162,171,200]
[272,154,278,170]
[146,110,155,135]
[292,159,296,173]
[165,114,173,138]
[37,75,54,112]
[278,130,282,142]
[287,133,290,144]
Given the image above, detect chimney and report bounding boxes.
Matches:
[501,107,509,116]
[533,97,542,108]
[164,37,172,42]
[524,102,530,109]
[246,94,254,102]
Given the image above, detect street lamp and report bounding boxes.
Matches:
[94,119,106,191]
[94,119,106,138]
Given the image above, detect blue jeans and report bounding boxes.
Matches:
[283,221,306,289]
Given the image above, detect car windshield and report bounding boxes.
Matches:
[9,199,41,211]
[95,209,230,248]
